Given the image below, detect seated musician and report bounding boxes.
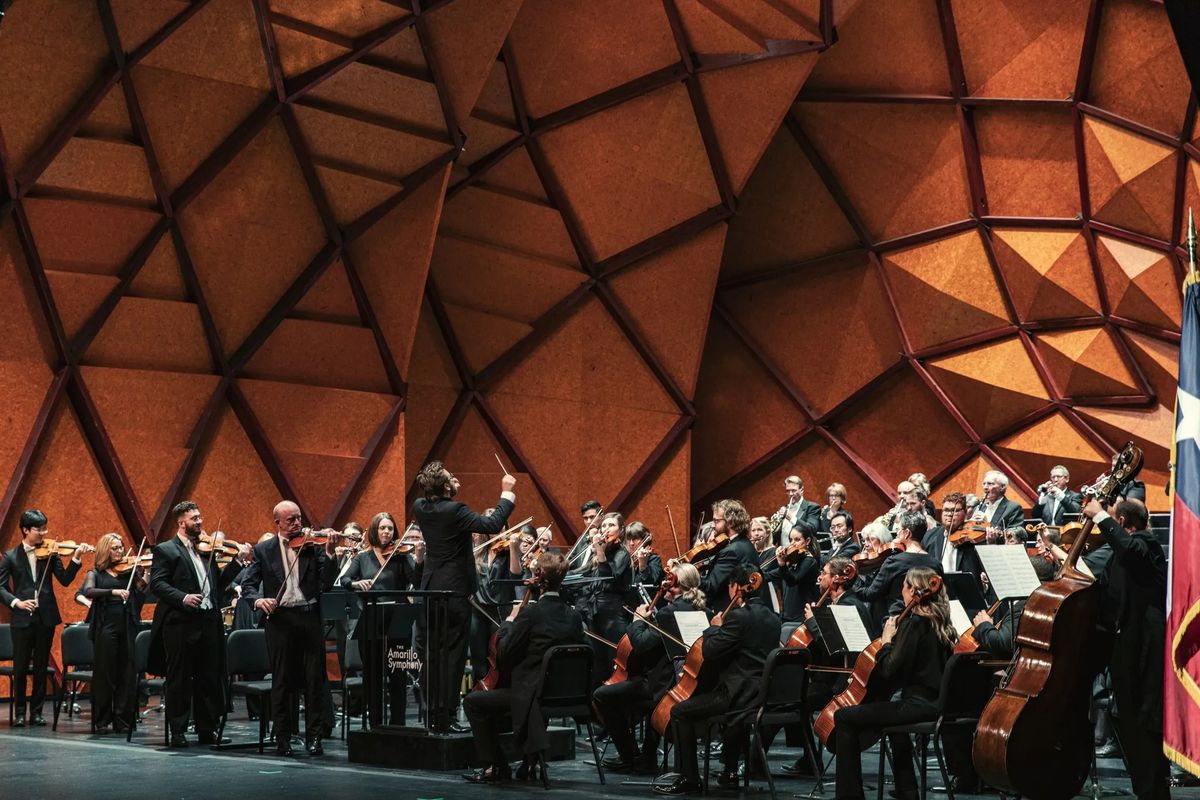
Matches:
[825,512,861,561]
[593,563,710,773]
[696,499,757,613]
[463,551,585,784]
[831,567,956,800]
[858,512,942,624]
[777,523,820,622]
[655,563,780,796]
[628,520,663,597]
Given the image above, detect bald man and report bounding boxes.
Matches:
[240,501,339,756]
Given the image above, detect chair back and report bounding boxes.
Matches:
[537,644,593,716]
[0,624,12,661]
[779,622,803,645]
[935,651,995,718]
[226,629,270,676]
[759,646,812,708]
[344,638,363,672]
[132,629,153,674]
[60,624,94,668]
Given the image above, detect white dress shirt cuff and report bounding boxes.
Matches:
[500,491,516,503]
[1093,510,1111,524]
[10,598,19,609]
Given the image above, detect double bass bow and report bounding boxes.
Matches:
[972,443,1142,800]
[814,574,943,746]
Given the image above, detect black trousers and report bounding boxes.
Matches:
[463,688,512,765]
[832,698,938,800]
[264,606,325,742]
[468,605,499,683]
[162,616,225,736]
[417,596,471,731]
[1111,682,1170,800]
[91,619,136,729]
[669,685,740,782]
[10,622,54,716]
[593,678,657,762]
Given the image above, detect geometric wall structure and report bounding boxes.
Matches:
[0,0,1191,640]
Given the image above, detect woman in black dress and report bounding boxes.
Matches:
[81,532,147,733]
[342,512,422,725]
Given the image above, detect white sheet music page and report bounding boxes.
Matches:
[674,611,710,647]
[949,599,974,636]
[975,546,1041,600]
[830,605,873,652]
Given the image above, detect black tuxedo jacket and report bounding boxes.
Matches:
[922,527,985,576]
[0,546,81,627]
[700,535,758,613]
[823,537,862,564]
[148,536,245,672]
[414,496,514,595]
[1032,489,1082,525]
[700,596,781,708]
[238,536,337,606]
[858,550,943,624]
[628,598,711,701]
[982,496,1025,529]
[496,592,584,754]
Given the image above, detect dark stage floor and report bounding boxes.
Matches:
[1,707,1192,800]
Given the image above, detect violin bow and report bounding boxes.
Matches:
[123,536,148,602]
[367,522,416,590]
[468,596,501,628]
[623,605,686,649]
[665,505,682,559]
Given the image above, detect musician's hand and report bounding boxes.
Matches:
[666,558,678,570]
[501,473,516,492]
[634,604,651,620]
[973,609,991,626]
[711,612,725,627]
[985,527,1002,544]
[980,572,990,591]
[15,599,37,613]
[1081,498,1103,519]
[255,598,278,615]
[73,542,95,562]
[413,541,425,563]
[183,593,202,609]
[803,603,814,621]
[112,589,130,601]
[633,551,647,570]
[882,616,898,644]
[352,580,372,592]
[236,543,253,562]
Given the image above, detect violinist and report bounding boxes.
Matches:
[776,524,820,622]
[750,516,782,612]
[0,508,94,727]
[507,524,538,598]
[594,563,710,773]
[567,499,604,573]
[239,501,340,756]
[149,501,252,747]
[341,512,420,726]
[698,499,757,612]
[831,567,956,800]
[922,492,984,577]
[584,512,633,681]
[81,532,147,733]
[858,511,942,625]
[628,521,663,594]
[825,512,861,561]
[333,521,364,583]
[463,550,584,784]
[655,563,780,795]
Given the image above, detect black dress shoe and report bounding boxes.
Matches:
[169,733,189,748]
[515,759,546,781]
[654,774,702,795]
[1095,741,1121,758]
[602,755,639,771]
[30,713,45,726]
[783,756,817,776]
[463,764,511,784]
[13,716,25,728]
[714,769,740,789]
[275,743,294,757]
[948,776,982,794]
[305,737,324,756]
[196,732,229,745]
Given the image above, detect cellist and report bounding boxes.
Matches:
[654,563,779,796]
[831,567,955,800]
[592,563,710,774]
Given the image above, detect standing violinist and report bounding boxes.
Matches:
[858,512,942,626]
[697,499,758,613]
[0,509,93,727]
[655,563,780,795]
[831,567,956,800]
[149,501,252,747]
[594,562,710,773]
[342,512,420,726]
[239,501,339,756]
[81,532,147,733]
[923,493,984,578]
[463,551,584,784]
[777,524,820,622]
[628,521,663,596]
[584,512,633,682]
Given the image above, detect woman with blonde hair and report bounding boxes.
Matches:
[831,566,955,800]
[81,532,147,733]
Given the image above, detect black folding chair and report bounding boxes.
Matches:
[536,644,604,788]
[52,624,94,730]
[127,629,166,743]
[218,629,273,752]
[743,646,820,800]
[0,622,58,725]
[340,638,364,741]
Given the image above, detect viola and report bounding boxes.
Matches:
[973,443,1142,800]
[814,574,943,746]
[650,571,762,735]
[786,561,857,648]
[851,540,905,573]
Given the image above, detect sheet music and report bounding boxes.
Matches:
[674,611,710,647]
[949,599,973,636]
[976,546,1042,600]
[830,605,873,652]
[1077,558,1095,579]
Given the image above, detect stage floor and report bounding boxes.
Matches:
[1,711,1191,800]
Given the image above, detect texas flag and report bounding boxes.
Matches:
[1165,262,1200,776]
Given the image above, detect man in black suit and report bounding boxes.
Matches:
[973,470,1025,530]
[1084,497,1170,800]
[776,476,822,546]
[463,550,584,783]
[149,501,252,747]
[923,492,985,577]
[656,563,782,795]
[239,501,338,756]
[824,512,862,562]
[0,509,93,726]
[413,460,516,732]
[1032,465,1082,525]
[697,499,758,613]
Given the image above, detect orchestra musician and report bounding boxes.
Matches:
[655,563,780,795]
[772,477,822,546]
[776,523,820,622]
[973,470,1025,530]
[831,567,956,800]
[463,550,584,784]
[1032,465,1082,526]
[568,500,603,573]
[818,482,855,534]
[826,512,861,561]
[469,522,516,684]
[583,512,633,682]
[239,501,339,756]
[594,562,710,773]
[628,521,663,594]
[858,511,942,624]
[81,532,147,733]
[750,516,782,612]
[698,499,758,612]
[149,501,252,748]
[0,509,94,727]
[923,492,984,577]
[412,461,516,733]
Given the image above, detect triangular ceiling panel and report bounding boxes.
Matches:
[953,0,1088,98]
[439,185,579,268]
[617,432,692,555]
[473,146,549,202]
[441,302,531,376]
[341,417,406,529]
[931,452,1035,509]
[44,271,118,342]
[1034,327,1143,399]
[1120,329,1178,405]
[109,0,193,56]
[290,259,361,326]
[1094,235,1181,331]
[990,228,1102,321]
[268,0,409,39]
[86,297,215,374]
[672,0,765,53]
[128,232,187,302]
[77,81,135,141]
[313,165,402,229]
[1076,403,1173,468]
[269,25,351,79]
[139,0,272,91]
[993,412,1111,493]
[926,336,1051,438]
[1083,116,1176,242]
[243,316,393,394]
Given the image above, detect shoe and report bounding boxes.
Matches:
[306,737,324,756]
[169,733,189,748]
[13,716,25,728]
[463,764,512,784]
[948,776,981,794]
[275,743,294,757]
[782,757,817,776]
[602,755,639,771]
[515,759,546,781]
[714,769,740,788]
[1095,741,1121,759]
[449,721,470,733]
[30,713,45,726]
[654,774,702,795]
[196,732,229,745]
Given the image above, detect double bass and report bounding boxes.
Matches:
[785,561,857,648]
[972,443,1142,800]
[814,574,943,746]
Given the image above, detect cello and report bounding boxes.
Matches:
[649,571,762,735]
[605,572,678,686]
[814,574,943,746]
[473,569,543,692]
[972,443,1142,800]
[785,561,857,648]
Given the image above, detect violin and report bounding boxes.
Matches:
[786,561,857,648]
[32,539,91,559]
[815,574,943,746]
[667,531,729,570]
[286,526,351,549]
[775,539,813,566]
[650,571,762,735]
[196,531,242,557]
[947,523,988,546]
[113,553,153,573]
[973,443,1143,800]
[851,540,905,573]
